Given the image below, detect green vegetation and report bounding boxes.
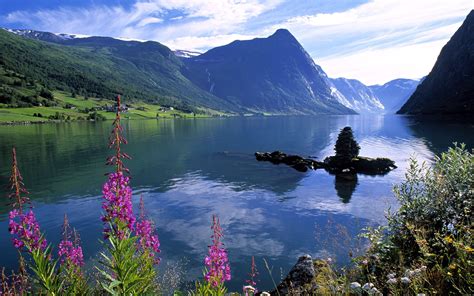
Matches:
[0,55,229,123]
[311,144,473,295]
[0,88,222,123]
[0,29,237,115]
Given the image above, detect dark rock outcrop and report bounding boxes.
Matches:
[323,155,396,175]
[398,10,474,115]
[255,151,325,172]
[255,152,396,175]
[269,255,317,295]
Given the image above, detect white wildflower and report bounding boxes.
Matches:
[405,269,415,277]
[350,282,361,290]
[260,292,271,296]
[387,278,398,284]
[401,277,411,284]
[362,283,374,290]
[371,287,383,296]
[387,272,396,279]
[243,285,256,292]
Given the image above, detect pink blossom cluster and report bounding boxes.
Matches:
[204,215,231,287]
[101,171,136,238]
[135,218,161,263]
[58,240,84,267]
[8,209,46,252]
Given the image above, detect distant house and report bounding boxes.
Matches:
[159,106,174,112]
[105,104,129,113]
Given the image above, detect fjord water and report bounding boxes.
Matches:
[0,115,473,291]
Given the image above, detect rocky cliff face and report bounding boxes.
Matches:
[183,29,355,115]
[330,78,385,114]
[398,10,474,115]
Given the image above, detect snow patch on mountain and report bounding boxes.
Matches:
[329,78,384,114]
[174,49,202,58]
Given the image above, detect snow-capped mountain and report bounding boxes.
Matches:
[370,78,422,113]
[2,28,89,42]
[329,78,385,114]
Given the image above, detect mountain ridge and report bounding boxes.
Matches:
[183,28,356,114]
[1,27,421,115]
[398,10,474,115]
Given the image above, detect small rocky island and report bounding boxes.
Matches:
[255,126,397,175]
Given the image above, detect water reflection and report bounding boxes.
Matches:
[0,115,473,291]
[334,174,359,203]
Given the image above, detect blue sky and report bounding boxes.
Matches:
[0,0,472,84]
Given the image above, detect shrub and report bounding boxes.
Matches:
[334,126,360,163]
[357,144,473,294]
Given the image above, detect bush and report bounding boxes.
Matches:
[355,144,474,295]
[334,127,360,164]
[87,111,106,121]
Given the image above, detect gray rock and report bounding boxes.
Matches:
[270,254,316,295]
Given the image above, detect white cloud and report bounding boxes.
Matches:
[164,33,256,51]
[136,17,163,27]
[3,0,473,83]
[317,39,448,85]
[273,0,473,84]
[4,0,281,46]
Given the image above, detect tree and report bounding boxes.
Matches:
[334,126,360,163]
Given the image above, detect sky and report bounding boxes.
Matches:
[0,0,472,85]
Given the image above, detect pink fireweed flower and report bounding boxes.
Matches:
[101,171,135,238]
[135,196,161,264]
[135,218,161,262]
[58,215,84,267]
[8,209,46,252]
[58,240,84,267]
[204,215,231,287]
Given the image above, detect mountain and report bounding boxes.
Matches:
[182,29,355,115]
[329,78,384,114]
[398,10,474,115]
[0,29,236,112]
[1,28,87,43]
[370,78,421,113]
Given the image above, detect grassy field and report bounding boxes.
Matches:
[0,91,226,123]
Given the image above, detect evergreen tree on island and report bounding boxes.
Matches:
[334,127,360,164]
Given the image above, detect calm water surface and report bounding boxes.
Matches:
[0,115,473,291]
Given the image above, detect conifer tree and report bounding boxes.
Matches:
[334,126,360,163]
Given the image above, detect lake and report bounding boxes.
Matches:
[0,115,473,292]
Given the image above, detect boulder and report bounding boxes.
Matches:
[269,255,316,295]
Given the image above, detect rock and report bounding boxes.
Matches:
[291,162,308,172]
[269,255,316,295]
[254,151,325,172]
[255,149,396,176]
[351,156,397,175]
